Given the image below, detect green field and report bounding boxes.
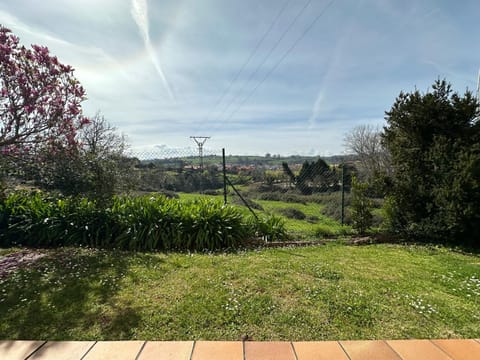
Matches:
[178,192,352,239]
[1,243,479,340]
[255,199,350,237]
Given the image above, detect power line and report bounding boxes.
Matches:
[223,0,337,125]
[201,0,291,126]
[211,0,315,126]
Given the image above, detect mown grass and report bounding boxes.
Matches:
[0,243,479,340]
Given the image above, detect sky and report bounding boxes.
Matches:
[1,0,479,157]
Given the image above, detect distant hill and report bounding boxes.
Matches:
[137,154,357,167]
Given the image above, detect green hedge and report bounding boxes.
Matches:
[0,192,286,251]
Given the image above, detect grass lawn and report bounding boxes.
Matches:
[1,243,479,340]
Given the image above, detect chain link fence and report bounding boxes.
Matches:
[126,147,224,196]
[125,148,354,234]
[2,144,355,236]
[220,154,355,228]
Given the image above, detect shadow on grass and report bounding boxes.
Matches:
[0,248,160,340]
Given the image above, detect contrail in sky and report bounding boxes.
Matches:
[131,0,175,100]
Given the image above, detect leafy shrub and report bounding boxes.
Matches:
[278,207,306,220]
[255,191,307,204]
[255,184,286,193]
[306,215,319,223]
[203,189,221,196]
[247,187,352,209]
[230,196,264,211]
[157,190,179,199]
[0,191,282,251]
[321,194,351,225]
[372,212,384,228]
[250,190,352,225]
[314,224,353,238]
[350,177,373,235]
[314,225,335,238]
[249,214,289,242]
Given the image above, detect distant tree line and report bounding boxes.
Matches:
[136,165,222,193]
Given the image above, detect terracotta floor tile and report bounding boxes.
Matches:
[138,341,194,360]
[387,340,452,360]
[244,341,296,360]
[82,341,144,360]
[0,340,45,360]
[4,339,480,360]
[432,339,480,360]
[293,341,349,360]
[191,341,243,360]
[340,340,401,360]
[28,341,95,360]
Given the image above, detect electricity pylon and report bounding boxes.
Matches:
[190,136,210,170]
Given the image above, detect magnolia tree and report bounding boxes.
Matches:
[0,26,89,159]
[0,27,138,200]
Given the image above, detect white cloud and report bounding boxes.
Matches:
[130,0,175,100]
[0,9,71,47]
[2,0,479,156]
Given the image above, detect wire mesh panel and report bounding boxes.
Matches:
[0,143,354,239]
[126,147,224,195]
[121,150,352,230]
[220,155,355,234]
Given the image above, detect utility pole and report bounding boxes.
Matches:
[475,69,480,121]
[477,68,480,101]
[190,136,210,171]
[341,162,345,226]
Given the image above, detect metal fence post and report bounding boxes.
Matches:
[222,148,227,205]
[341,162,345,226]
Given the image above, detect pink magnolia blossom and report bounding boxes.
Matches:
[0,25,90,157]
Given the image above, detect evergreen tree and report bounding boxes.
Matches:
[350,177,373,235]
[383,79,479,246]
